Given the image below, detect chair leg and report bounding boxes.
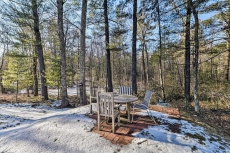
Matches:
[118,114,120,126]
[127,103,131,122]
[112,116,115,133]
[90,97,92,114]
[97,114,101,131]
[147,109,157,124]
[131,107,135,123]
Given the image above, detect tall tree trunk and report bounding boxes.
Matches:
[80,0,87,105]
[104,0,113,92]
[144,43,149,88]
[31,0,48,100]
[57,0,69,107]
[225,4,230,81]
[227,42,230,80]
[33,50,38,96]
[132,0,137,95]
[184,0,191,110]
[192,6,200,112]
[210,33,213,78]
[176,60,183,88]
[0,43,7,94]
[141,41,147,88]
[157,0,166,101]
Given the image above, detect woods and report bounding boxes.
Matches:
[0,0,229,111]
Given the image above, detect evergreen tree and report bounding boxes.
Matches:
[3,52,33,99]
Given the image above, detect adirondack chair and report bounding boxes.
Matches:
[97,92,120,133]
[131,90,156,123]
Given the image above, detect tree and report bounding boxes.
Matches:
[32,48,39,96]
[156,0,166,101]
[3,52,32,100]
[226,2,230,81]
[31,0,48,100]
[220,1,230,81]
[0,25,11,94]
[0,45,7,94]
[132,0,137,95]
[57,0,69,107]
[0,0,47,98]
[103,0,113,92]
[79,0,87,105]
[137,19,155,89]
[191,0,200,112]
[46,55,61,99]
[184,0,191,110]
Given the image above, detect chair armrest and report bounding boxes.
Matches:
[132,103,148,110]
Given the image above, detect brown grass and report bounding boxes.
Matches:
[169,99,230,141]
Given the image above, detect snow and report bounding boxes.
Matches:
[0,101,229,153]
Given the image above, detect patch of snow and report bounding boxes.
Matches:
[0,103,229,153]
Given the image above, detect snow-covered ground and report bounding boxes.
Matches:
[0,101,229,153]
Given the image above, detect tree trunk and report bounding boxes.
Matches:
[141,41,147,88]
[27,87,30,97]
[33,52,38,96]
[192,6,200,112]
[0,43,7,94]
[31,0,48,100]
[227,42,230,81]
[176,60,183,88]
[57,0,69,107]
[104,0,113,92]
[132,0,137,95]
[210,34,213,78]
[157,0,166,101]
[144,43,149,88]
[16,80,18,101]
[80,0,87,105]
[225,4,230,81]
[184,0,191,110]
[0,77,4,94]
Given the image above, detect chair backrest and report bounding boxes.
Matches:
[90,85,100,98]
[97,92,115,117]
[142,90,154,107]
[119,86,132,95]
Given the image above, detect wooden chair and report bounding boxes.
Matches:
[119,86,132,95]
[118,86,134,113]
[89,85,100,114]
[131,90,156,123]
[97,92,120,133]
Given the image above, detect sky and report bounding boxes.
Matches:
[0,100,229,153]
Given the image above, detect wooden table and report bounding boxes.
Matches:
[114,94,138,122]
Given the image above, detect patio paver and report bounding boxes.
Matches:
[87,112,156,145]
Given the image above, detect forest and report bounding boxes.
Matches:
[0,0,229,114]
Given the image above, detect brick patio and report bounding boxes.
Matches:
[87,111,157,145]
[87,105,180,145]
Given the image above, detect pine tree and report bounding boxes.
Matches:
[3,52,32,100]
